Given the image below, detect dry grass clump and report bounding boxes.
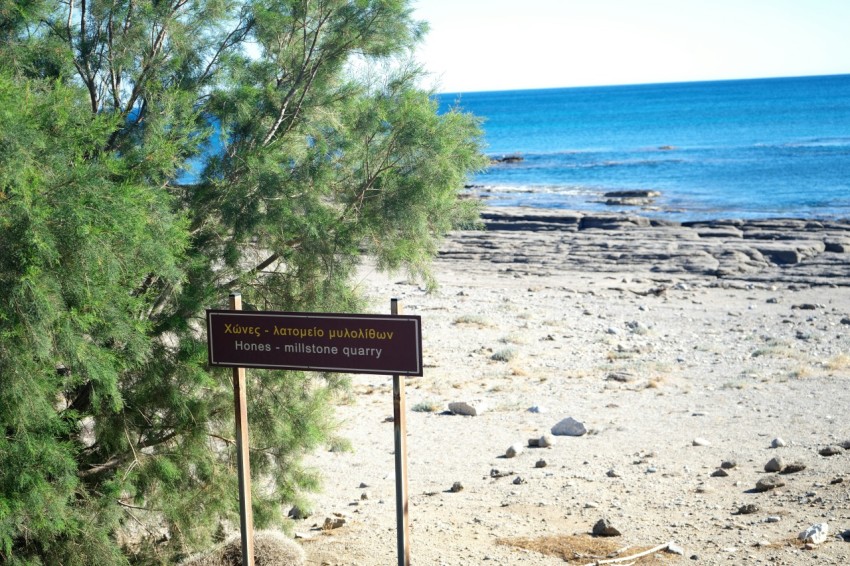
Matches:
[411,400,442,413]
[751,345,795,359]
[825,353,850,371]
[497,535,674,564]
[788,365,814,379]
[180,530,305,566]
[491,348,518,362]
[453,314,491,327]
[500,333,529,345]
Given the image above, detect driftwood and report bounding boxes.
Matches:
[582,542,671,566]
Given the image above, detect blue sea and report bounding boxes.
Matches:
[437,74,850,221]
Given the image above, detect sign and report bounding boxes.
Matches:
[206,310,422,376]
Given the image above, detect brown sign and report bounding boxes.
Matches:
[206,310,422,376]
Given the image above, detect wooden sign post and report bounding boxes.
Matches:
[391,299,411,566]
[229,293,255,566]
[207,299,422,566]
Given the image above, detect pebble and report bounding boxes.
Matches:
[692,438,711,447]
[527,405,546,414]
[720,460,737,469]
[765,516,781,523]
[799,523,829,544]
[505,443,523,458]
[755,476,786,492]
[535,459,547,468]
[711,469,729,477]
[626,320,650,334]
[764,456,784,472]
[667,543,685,555]
[448,400,488,416]
[323,517,346,530]
[606,371,635,383]
[551,417,587,436]
[538,434,556,448]
[819,445,843,456]
[771,437,786,448]
[449,481,464,493]
[737,503,759,515]
[781,461,806,474]
[288,506,310,520]
[512,476,526,485]
[606,469,621,478]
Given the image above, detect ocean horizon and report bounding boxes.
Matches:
[436,74,850,222]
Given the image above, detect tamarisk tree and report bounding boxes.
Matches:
[0,1,485,563]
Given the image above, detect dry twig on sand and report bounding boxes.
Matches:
[582,542,670,566]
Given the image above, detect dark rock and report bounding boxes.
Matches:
[491,154,524,164]
[720,460,737,469]
[697,227,744,239]
[737,504,759,515]
[579,215,651,230]
[604,190,661,199]
[604,197,655,206]
[757,246,802,265]
[824,239,849,253]
[764,457,784,472]
[819,445,843,456]
[592,518,621,537]
[755,476,786,492]
[606,371,635,383]
[780,461,807,474]
[288,505,311,520]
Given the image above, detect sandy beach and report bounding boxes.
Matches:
[294,207,850,565]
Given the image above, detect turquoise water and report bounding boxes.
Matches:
[437,75,850,221]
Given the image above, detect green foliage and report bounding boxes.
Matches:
[0,0,485,563]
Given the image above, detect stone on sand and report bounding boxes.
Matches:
[448,400,487,416]
[551,417,587,436]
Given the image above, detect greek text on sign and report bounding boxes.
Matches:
[206,310,422,376]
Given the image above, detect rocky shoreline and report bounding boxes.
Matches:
[438,207,850,287]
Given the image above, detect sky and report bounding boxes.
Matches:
[411,0,850,93]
